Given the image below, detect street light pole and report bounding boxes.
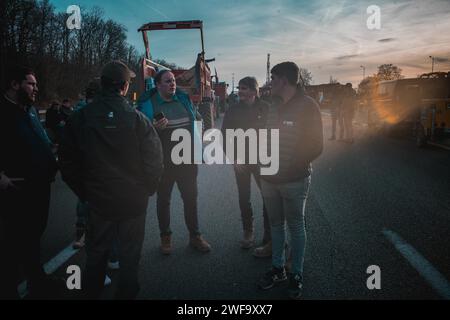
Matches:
[360,65,366,80]
[429,56,435,73]
[232,73,235,93]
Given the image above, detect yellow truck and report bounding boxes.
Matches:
[367,72,450,147]
[416,72,450,147]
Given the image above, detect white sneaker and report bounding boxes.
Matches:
[107,260,120,270]
[104,275,112,287]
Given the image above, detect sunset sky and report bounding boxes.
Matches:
[53,0,450,89]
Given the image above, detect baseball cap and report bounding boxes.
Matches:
[101,60,136,83]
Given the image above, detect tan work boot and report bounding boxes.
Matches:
[253,241,272,258]
[189,235,211,253]
[160,234,172,255]
[240,230,255,249]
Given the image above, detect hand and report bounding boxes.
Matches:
[153,117,169,130]
[0,172,15,191]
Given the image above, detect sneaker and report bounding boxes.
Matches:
[104,275,112,287]
[240,230,255,249]
[288,273,303,299]
[160,234,172,255]
[258,266,287,290]
[328,136,336,140]
[189,235,211,253]
[107,260,120,270]
[252,241,272,258]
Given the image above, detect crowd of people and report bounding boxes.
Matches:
[0,60,325,300]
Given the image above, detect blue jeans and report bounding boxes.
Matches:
[260,177,311,276]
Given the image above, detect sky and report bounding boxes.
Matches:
[52,0,450,90]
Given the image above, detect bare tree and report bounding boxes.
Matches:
[1,1,144,102]
[300,67,313,86]
[376,64,404,80]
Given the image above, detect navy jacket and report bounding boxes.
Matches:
[261,88,323,183]
[0,94,57,185]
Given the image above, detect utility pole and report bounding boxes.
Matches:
[429,56,435,73]
[231,73,235,93]
[360,65,366,80]
[266,53,271,85]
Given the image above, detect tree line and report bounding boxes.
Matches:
[0,0,145,106]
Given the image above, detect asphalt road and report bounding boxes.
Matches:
[38,114,450,300]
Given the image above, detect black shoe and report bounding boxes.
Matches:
[288,273,303,300]
[328,136,336,140]
[258,266,287,290]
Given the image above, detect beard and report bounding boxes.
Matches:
[17,87,35,106]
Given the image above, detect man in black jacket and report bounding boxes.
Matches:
[45,101,64,144]
[59,61,163,299]
[257,62,323,299]
[0,66,59,299]
[221,77,271,255]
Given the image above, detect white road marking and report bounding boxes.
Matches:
[382,228,450,300]
[18,242,80,298]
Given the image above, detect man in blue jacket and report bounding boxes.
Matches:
[138,70,211,255]
[0,66,59,299]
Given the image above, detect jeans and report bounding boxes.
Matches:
[260,177,311,276]
[233,164,271,243]
[84,211,146,299]
[156,164,200,237]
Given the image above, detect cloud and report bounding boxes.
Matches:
[60,0,450,89]
[378,38,396,43]
[335,54,359,60]
[138,0,170,19]
[434,57,450,63]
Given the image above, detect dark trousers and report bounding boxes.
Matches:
[0,182,51,299]
[156,164,200,237]
[84,211,146,300]
[233,165,271,244]
[331,108,342,138]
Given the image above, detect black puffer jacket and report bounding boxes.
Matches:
[261,88,323,183]
[221,97,269,163]
[58,90,164,220]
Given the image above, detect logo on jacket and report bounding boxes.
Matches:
[282,120,294,126]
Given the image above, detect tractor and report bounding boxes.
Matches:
[137,20,217,129]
